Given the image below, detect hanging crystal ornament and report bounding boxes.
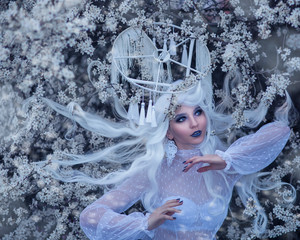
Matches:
[146,99,153,123]
[169,37,176,55]
[163,38,168,52]
[139,102,146,125]
[169,28,176,55]
[139,90,146,125]
[181,44,188,66]
[127,102,140,125]
[151,105,157,127]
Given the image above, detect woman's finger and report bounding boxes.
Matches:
[162,207,181,214]
[183,154,226,172]
[166,211,177,216]
[183,156,199,164]
[197,166,211,173]
[163,215,176,221]
[190,155,213,163]
[164,199,180,205]
[182,164,191,172]
[183,158,203,168]
[164,199,183,207]
[183,158,203,172]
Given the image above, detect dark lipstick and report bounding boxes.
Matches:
[191,130,202,137]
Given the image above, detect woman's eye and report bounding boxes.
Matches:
[175,116,186,123]
[195,109,203,116]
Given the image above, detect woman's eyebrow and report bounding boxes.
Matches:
[174,113,186,119]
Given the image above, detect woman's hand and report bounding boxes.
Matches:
[147,199,182,230]
[182,154,226,173]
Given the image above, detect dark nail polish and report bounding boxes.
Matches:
[179,200,183,204]
[173,217,176,220]
[176,198,180,201]
[182,161,186,164]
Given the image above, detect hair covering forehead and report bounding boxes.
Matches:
[177,78,213,110]
[155,79,212,121]
[177,81,204,106]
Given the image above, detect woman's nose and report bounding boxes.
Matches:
[189,116,198,128]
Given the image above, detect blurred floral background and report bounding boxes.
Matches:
[0,0,299,239]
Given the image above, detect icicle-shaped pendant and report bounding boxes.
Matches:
[146,99,152,123]
[139,102,145,126]
[181,44,188,66]
[169,37,176,55]
[127,103,134,119]
[151,105,157,128]
[132,103,140,124]
[127,102,140,124]
[163,39,167,52]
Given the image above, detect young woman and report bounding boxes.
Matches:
[43,78,294,240]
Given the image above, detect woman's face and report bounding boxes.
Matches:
[167,105,207,150]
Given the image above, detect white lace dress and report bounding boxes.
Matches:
[79,121,290,240]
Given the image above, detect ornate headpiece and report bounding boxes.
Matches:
[93,23,211,126]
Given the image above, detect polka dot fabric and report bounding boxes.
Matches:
[80,121,290,240]
[216,121,290,175]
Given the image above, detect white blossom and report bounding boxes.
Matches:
[286,8,300,28]
[286,34,300,50]
[285,57,300,73]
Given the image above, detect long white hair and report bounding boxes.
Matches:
[40,76,296,236]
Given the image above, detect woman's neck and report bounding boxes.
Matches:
[176,147,202,158]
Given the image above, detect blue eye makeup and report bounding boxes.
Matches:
[175,115,186,123]
[194,107,203,116]
[174,107,203,123]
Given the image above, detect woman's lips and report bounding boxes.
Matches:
[191,130,202,137]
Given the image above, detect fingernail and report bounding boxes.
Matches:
[179,200,183,204]
[173,217,176,220]
[176,198,180,201]
[182,161,186,164]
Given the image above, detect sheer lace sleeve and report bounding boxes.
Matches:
[216,121,290,175]
[80,171,153,240]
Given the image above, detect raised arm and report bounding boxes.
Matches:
[80,172,153,240]
[216,121,290,175]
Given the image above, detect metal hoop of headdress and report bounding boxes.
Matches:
[111,25,211,94]
[110,23,211,126]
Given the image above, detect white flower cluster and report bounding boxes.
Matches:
[222,43,245,71]
[243,197,257,217]
[268,204,300,238]
[286,8,300,28]
[285,57,300,73]
[263,74,290,104]
[286,33,300,50]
